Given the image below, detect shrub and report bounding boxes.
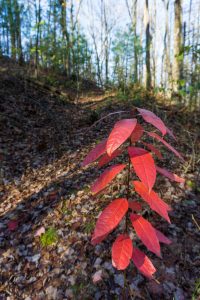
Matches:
[82,107,184,279]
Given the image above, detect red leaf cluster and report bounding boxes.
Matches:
[82,108,183,280]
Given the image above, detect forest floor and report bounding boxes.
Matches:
[0,57,200,300]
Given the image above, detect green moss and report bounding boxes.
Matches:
[40,227,58,247]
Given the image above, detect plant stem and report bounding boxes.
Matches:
[123,139,132,300]
[125,139,132,232]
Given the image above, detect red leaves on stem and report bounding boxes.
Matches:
[142,142,163,159]
[137,108,167,136]
[91,164,126,195]
[128,147,156,191]
[128,200,142,212]
[156,165,185,183]
[91,198,128,245]
[81,108,183,278]
[147,132,184,161]
[98,149,122,168]
[112,234,133,270]
[106,119,137,156]
[130,214,161,257]
[132,247,156,279]
[130,123,144,143]
[82,139,107,167]
[155,229,172,245]
[133,180,171,223]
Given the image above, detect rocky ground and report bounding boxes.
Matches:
[0,60,200,299]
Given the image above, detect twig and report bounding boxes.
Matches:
[89,111,130,130]
[192,214,200,231]
[76,110,130,135]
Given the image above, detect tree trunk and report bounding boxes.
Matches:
[103,1,109,85]
[7,0,16,59]
[173,0,183,91]
[14,0,23,63]
[59,0,71,76]
[163,0,171,89]
[144,0,151,90]
[35,0,41,78]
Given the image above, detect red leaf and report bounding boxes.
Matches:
[128,147,156,191]
[8,220,18,231]
[133,181,171,223]
[142,142,163,159]
[82,139,107,167]
[112,234,133,270]
[147,132,184,161]
[130,214,161,257]
[98,149,122,168]
[91,164,126,195]
[92,233,109,246]
[155,229,172,245]
[91,198,128,245]
[156,166,185,183]
[132,247,156,279]
[131,123,144,143]
[106,119,137,156]
[49,191,57,201]
[137,108,167,136]
[128,201,142,212]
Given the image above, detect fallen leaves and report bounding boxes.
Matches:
[8,220,18,231]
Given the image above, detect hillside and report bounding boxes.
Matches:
[0,58,200,299]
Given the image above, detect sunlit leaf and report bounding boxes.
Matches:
[133,181,171,223]
[112,234,133,270]
[137,108,167,135]
[130,214,161,257]
[91,198,128,245]
[128,147,156,191]
[107,119,137,156]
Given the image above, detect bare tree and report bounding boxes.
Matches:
[162,0,171,89]
[173,0,183,91]
[144,0,151,90]
[125,0,138,83]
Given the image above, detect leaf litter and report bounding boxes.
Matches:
[0,66,200,299]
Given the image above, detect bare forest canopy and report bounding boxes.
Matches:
[0,0,199,108]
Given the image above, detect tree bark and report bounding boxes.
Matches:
[14,0,23,63]
[173,0,183,91]
[7,0,16,59]
[144,0,151,90]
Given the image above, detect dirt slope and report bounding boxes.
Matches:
[0,58,200,299]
